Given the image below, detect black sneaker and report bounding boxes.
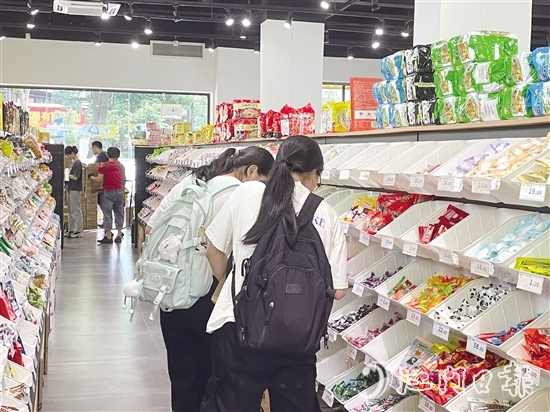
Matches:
[97,236,113,244]
[114,236,122,244]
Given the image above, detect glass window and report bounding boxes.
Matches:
[322,83,350,105]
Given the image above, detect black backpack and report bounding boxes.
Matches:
[232,193,335,355]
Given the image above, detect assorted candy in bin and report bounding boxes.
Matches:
[387,276,417,301]
[345,312,403,349]
[514,257,550,277]
[418,205,469,244]
[449,143,509,177]
[530,46,550,82]
[360,266,404,289]
[404,273,471,313]
[349,393,410,412]
[342,196,377,224]
[328,303,379,333]
[521,328,550,371]
[475,316,540,346]
[331,368,382,403]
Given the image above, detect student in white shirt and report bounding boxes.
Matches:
[203,136,348,412]
[151,146,274,412]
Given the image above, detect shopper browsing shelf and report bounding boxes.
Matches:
[203,135,348,412]
[91,140,109,163]
[90,147,126,244]
[64,146,83,238]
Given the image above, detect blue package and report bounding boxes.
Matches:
[373,81,388,104]
[390,103,409,128]
[525,82,550,117]
[376,105,392,129]
[530,46,550,82]
[385,78,407,104]
[381,51,406,80]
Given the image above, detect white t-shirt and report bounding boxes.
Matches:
[205,180,348,333]
[147,175,240,229]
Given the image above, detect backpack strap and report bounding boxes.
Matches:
[296,193,323,232]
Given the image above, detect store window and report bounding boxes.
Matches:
[322,83,350,105]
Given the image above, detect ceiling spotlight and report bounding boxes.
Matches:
[225,10,234,26]
[101,11,110,20]
[0,35,5,41]
[239,29,247,39]
[283,17,292,29]
[375,27,383,35]
[371,0,381,12]
[401,21,410,37]
[94,33,101,46]
[372,40,380,49]
[320,1,330,10]
[242,11,251,27]
[253,42,260,54]
[144,19,153,35]
[347,48,354,60]
[30,9,39,16]
[26,17,35,29]
[124,14,132,21]
[207,39,215,52]
[131,36,139,49]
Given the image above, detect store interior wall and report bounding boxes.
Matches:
[214,47,261,105]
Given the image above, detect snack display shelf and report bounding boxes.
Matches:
[323,144,369,186]
[507,234,550,295]
[509,155,550,208]
[316,347,365,386]
[328,295,378,340]
[145,181,176,197]
[507,387,550,412]
[334,143,391,187]
[341,379,393,411]
[145,167,189,185]
[351,253,416,292]
[346,245,388,284]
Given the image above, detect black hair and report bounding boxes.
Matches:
[244,135,323,246]
[64,146,78,155]
[107,147,120,159]
[91,141,103,149]
[193,146,274,183]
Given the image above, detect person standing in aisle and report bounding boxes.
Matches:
[202,136,348,412]
[91,140,109,163]
[64,146,83,238]
[151,147,274,412]
[90,147,126,244]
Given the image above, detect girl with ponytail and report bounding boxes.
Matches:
[203,135,348,412]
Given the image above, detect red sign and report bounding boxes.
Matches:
[350,77,382,131]
[28,104,87,128]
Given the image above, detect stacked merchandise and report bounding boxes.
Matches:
[146,122,171,146]
[526,46,550,117]
[2,101,30,137]
[213,100,261,142]
[320,101,351,134]
[81,164,99,230]
[258,104,316,138]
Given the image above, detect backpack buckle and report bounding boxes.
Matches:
[149,284,168,321]
[255,276,267,289]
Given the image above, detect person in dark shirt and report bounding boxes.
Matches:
[64,146,83,238]
[91,141,109,163]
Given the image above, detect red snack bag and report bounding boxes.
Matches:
[234,119,259,140]
[298,103,316,134]
[8,339,24,366]
[272,111,282,138]
[233,99,261,119]
[0,290,16,321]
[280,104,300,136]
[258,113,267,138]
[522,328,550,371]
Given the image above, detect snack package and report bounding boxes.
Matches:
[457,93,481,123]
[421,99,439,125]
[418,205,469,244]
[330,101,351,132]
[234,118,258,140]
[498,85,530,120]
[320,104,332,134]
[407,101,422,126]
[435,67,458,98]
[507,52,537,86]
[233,99,260,119]
[437,96,459,125]
[406,72,436,101]
[530,46,550,82]
[342,195,377,223]
[385,78,407,104]
[390,103,409,128]
[405,45,433,75]
[298,103,316,134]
[514,257,550,277]
[381,50,406,80]
[373,81,388,104]
[522,328,550,371]
[376,104,392,129]
[525,82,550,117]
[257,112,267,138]
[431,39,454,69]
[470,59,508,94]
[450,31,518,66]
[280,104,299,136]
[399,337,434,373]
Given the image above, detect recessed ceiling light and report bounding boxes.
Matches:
[131,37,139,49]
[284,19,291,29]
[226,17,234,26]
[372,41,380,49]
[401,31,410,37]
[124,14,132,21]
[239,34,247,39]
[375,28,383,35]
[320,1,330,10]
[30,9,39,16]
[26,17,35,29]
[144,20,153,35]
[101,11,110,20]
[242,17,251,27]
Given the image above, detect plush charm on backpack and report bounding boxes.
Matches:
[158,234,182,264]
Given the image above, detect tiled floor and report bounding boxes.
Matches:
[43,230,171,412]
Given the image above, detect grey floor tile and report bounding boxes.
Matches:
[42,391,171,412]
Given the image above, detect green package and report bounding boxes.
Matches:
[457,60,507,96]
[506,53,537,86]
[498,85,530,120]
[432,39,454,69]
[457,93,481,123]
[456,63,477,97]
[437,96,458,125]
[450,31,518,66]
[434,67,458,98]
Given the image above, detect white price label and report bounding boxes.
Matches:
[346,344,357,360]
[359,171,370,181]
[432,322,450,341]
[381,236,394,250]
[419,396,436,412]
[342,223,350,235]
[364,353,376,367]
[406,309,422,325]
[359,231,370,246]
[352,282,365,297]
[517,272,544,295]
[437,176,462,192]
[321,388,334,407]
[328,328,338,342]
[471,259,493,277]
[339,170,350,180]
[466,336,487,358]
[518,361,541,386]
[377,294,391,311]
[403,242,418,257]
[390,374,403,391]
[439,249,459,266]
[471,177,492,194]
[410,174,425,188]
[519,184,546,202]
[383,174,396,186]
[321,170,331,180]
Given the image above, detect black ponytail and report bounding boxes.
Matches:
[193,146,274,183]
[64,146,78,155]
[244,135,324,246]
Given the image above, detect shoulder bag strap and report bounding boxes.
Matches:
[296,193,323,232]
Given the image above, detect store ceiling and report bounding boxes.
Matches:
[0,0,549,59]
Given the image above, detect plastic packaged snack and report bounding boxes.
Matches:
[385,78,407,104]
[469,59,508,94]
[525,82,550,117]
[406,72,436,101]
[431,39,454,69]
[234,118,258,140]
[437,96,459,125]
[450,31,518,66]
[421,99,439,125]
[376,104,392,129]
[506,52,537,86]
[233,99,260,119]
[390,103,409,128]
[373,81,388,104]
[435,67,458,98]
[478,94,500,122]
[514,257,550,277]
[405,44,433,75]
[330,101,351,132]
[530,46,550,82]
[456,63,477,97]
[381,50,406,80]
[407,101,422,126]
[498,85,529,120]
[457,93,481,123]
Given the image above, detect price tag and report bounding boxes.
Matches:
[346,344,357,360]
[364,353,376,368]
[339,170,350,180]
[403,242,418,257]
[342,223,350,235]
[432,322,450,341]
[439,249,459,266]
[406,309,422,325]
[517,272,544,295]
[519,184,546,202]
[470,259,493,277]
[437,176,462,192]
[471,177,492,194]
[410,174,425,188]
[359,171,370,181]
[321,388,334,407]
[328,328,338,342]
[321,170,331,180]
[466,336,487,358]
[418,395,436,412]
[518,360,541,386]
[352,282,365,297]
[377,294,390,311]
[390,374,403,391]
[359,231,370,246]
[383,174,396,186]
[381,236,394,250]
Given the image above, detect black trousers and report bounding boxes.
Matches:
[201,322,320,412]
[160,281,217,412]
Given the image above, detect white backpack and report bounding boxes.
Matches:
[124,177,239,321]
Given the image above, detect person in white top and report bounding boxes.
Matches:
[148,146,274,412]
[203,136,348,412]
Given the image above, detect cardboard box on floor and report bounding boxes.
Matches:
[83,163,103,193]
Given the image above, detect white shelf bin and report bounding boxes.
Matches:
[321,144,352,165]
[350,142,415,189]
[346,246,388,284]
[334,192,376,217]
[343,378,393,411]
[463,212,548,283]
[316,348,365,386]
[508,387,550,412]
[428,277,512,331]
[461,292,550,358]
[324,189,359,208]
[353,253,417,291]
[2,392,29,411]
[335,143,391,186]
[323,144,369,186]
[399,204,488,263]
[387,395,422,412]
[507,236,550,294]
[375,142,441,189]
[376,259,449,304]
[509,155,550,208]
[401,140,472,195]
[341,307,407,351]
[7,361,33,387]
[347,240,368,260]
[314,185,344,199]
[328,295,379,336]
[316,337,347,363]
[507,311,550,382]
[323,363,385,406]
[332,287,359,314]
[375,201,453,251]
